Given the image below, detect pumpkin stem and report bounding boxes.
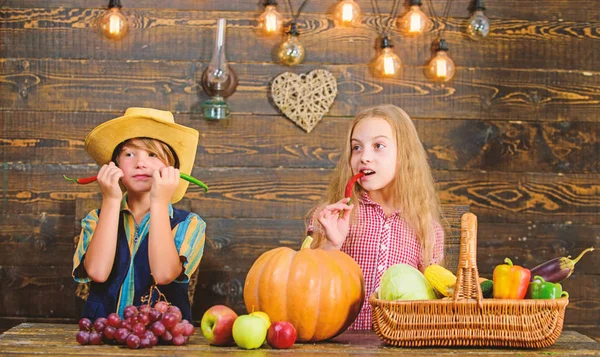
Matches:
[301,236,313,249]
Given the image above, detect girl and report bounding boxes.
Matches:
[307,105,445,330]
[72,108,205,323]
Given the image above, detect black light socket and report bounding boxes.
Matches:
[381,36,393,49]
[437,38,449,52]
[108,0,122,9]
[470,0,486,12]
[287,22,300,36]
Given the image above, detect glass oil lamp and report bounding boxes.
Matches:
[201,18,238,120]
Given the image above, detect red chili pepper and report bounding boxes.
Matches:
[344,172,365,201]
[63,173,209,192]
[63,175,98,184]
[337,172,367,219]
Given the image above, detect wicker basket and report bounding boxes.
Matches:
[369,212,569,348]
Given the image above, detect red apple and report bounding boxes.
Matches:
[200,305,238,346]
[266,321,297,349]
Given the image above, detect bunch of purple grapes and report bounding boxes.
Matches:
[75,301,194,349]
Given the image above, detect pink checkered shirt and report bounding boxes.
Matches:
[309,192,445,330]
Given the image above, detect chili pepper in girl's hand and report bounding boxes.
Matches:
[526,275,569,300]
[344,171,375,202]
[529,247,594,283]
[492,258,531,299]
[338,172,373,218]
[345,172,365,202]
[63,173,209,192]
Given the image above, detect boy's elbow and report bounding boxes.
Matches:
[87,269,109,283]
[84,264,110,283]
[153,273,176,286]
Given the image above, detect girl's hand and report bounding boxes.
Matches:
[317,198,354,250]
[151,166,180,205]
[97,162,124,201]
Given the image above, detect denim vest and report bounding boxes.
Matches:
[81,208,193,322]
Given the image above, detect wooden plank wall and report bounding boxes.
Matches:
[1,0,598,337]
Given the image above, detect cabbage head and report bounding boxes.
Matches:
[379,264,437,301]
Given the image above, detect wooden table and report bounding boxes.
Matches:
[0,323,598,356]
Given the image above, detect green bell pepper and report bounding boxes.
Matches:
[526,275,569,299]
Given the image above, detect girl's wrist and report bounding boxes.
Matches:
[323,240,342,251]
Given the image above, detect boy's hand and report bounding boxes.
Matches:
[317,197,353,250]
[151,166,180,205]
[97,162,124,201]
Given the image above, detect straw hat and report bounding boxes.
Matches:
[84,107,199,203]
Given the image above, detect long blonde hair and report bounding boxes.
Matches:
[309,105,442,267]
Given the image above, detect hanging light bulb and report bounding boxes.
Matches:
[397,0,433,36]
[278,23,305,66]
[202,19,238,120]
[100,0,128,40]
[374,36,402,78]
[334,0,362,27]
[426,39,455,82]
[257,0,283,36]
[467,0,490,40]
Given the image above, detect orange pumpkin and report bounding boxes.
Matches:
[243,236,365,342]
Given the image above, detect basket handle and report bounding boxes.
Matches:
[452,212,483,308]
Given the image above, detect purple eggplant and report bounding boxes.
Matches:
[530,247,595,283]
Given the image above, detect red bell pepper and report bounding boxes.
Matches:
[492,257,531,299]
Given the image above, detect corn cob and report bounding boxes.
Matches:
[424,264,457,297]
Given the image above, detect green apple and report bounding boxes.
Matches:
[232,314,269,350]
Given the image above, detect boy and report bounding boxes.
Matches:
[72,108,205,322]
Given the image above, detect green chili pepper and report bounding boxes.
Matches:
[179,173,209,192]
[526,275,569,299]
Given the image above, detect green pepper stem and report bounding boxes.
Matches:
[504,257,514,266]
[63,175,78,183]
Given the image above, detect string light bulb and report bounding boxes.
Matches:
[426,39,455,82]
[374,36,402,78]
[334,0,362,27]
[467,0,490,40]
[257,0,283,36]
[397,0,432,36]
[277,23,305,66]
[100,0,128,40]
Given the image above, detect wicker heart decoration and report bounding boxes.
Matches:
[271,69,338,133]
